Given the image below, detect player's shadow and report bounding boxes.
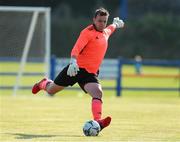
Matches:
[7,133,83,139]
[12,133,56,139]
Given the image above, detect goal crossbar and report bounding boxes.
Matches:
[0,6,50,12]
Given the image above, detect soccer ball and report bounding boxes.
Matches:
[83,120,101,136]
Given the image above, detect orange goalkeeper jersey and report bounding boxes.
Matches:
[71,24,116,74]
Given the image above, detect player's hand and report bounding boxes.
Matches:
[67,58,79,77]
[113,17,124,28]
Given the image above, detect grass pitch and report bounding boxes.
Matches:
[1,91,180,142]
[0,62,180,141]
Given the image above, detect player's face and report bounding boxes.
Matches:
[93,15,108,31]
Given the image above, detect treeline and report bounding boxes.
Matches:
[0,0,179,59]
[51,14,180,60]
[50,0,180,59]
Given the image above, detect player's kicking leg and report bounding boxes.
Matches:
[32,65,76,95]
[32,77,66,95]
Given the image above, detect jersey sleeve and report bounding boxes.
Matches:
[104,24,116,36]
[71,29,90,57]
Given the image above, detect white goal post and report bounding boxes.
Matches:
[0,6,51,96]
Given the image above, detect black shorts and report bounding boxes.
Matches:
[54,65,99,93]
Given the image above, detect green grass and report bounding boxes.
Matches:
[0,62,45,89]
[122,65,179,75]
[0,63,179,94]
[0,62,45,72]
[0,62,180,141]
[1,92,180,142]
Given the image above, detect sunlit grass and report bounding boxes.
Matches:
[0,62,180,141]
[0,93,180,142]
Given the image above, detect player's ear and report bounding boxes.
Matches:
[93,17,97,23]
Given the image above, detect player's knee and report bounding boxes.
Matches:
[94,89,103,99]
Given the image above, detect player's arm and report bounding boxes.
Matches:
[71,30,90,58]
[105,17,124,36]
[67,30,90,77]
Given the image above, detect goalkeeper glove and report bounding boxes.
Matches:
[67,58,79,77]
[113,17,124,28]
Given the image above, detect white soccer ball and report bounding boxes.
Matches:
[83,120,101,136]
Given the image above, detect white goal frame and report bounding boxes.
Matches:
[0,6,51,96]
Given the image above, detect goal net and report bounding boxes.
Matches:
[0,6,51,96]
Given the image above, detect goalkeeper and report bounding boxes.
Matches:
[32,7,124,131]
